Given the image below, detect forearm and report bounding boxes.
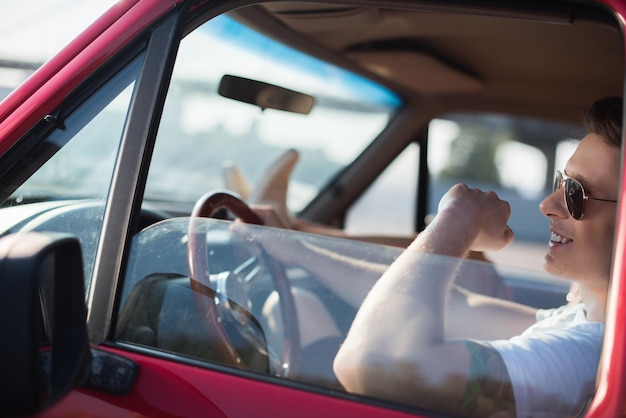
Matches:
[334,185,518,416]
[337,222,468,353]
[333,239,470,411]
[446,285,537,340]
[297,207,472,312]
[286,238,386,308]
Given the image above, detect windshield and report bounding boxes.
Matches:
[2,14,401,212]
[146,14,401,211]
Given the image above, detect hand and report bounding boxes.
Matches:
[435,184,514,253]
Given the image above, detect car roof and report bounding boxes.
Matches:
[231,1,623,124]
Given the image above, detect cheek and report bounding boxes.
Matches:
[579,216,616,276]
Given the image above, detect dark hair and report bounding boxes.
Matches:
[582,96,623,147]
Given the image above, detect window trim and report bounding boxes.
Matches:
[87,8,188,344]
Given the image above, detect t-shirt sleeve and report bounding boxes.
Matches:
[489,322,603,418]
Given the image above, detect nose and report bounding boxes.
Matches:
[539,187,569,219]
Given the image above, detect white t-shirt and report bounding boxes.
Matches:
[489,304,603,418]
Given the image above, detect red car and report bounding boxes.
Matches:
[0,0,625,416]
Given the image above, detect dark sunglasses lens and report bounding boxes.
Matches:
[564,179,584,219]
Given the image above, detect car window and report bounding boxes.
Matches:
[345,143,419,235]
[117,215,586,415]
[118,218,387,384]
[145,14,401,212]
[0,55,144,289]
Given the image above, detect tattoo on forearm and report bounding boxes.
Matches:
[458,341,515,412]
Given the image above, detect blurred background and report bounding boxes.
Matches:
[0,0,116,99]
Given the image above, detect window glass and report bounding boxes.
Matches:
[0,56,143,289]
[119,218,396,385]
[344,143,419,235]
[118,215,584,416]
[146,14,401,212]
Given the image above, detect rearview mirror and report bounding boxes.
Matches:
[218,74,315,114]
[0,232,90,416]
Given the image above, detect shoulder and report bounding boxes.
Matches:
[491,322,602,366]
[489,325,601,416]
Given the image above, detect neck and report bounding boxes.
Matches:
[577,281,608,322]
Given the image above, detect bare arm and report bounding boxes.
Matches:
[334,184,528,417]
[253,200,536,338]
[447,285,536,339]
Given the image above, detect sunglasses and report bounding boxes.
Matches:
[553,170,617,220]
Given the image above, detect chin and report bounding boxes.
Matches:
[542,256,569,279]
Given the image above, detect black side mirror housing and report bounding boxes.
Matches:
[0,232,90,416]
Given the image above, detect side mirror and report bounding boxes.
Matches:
[218,74,315,114]
[0,232,90,416]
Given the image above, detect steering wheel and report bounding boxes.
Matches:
[187,190,300,377]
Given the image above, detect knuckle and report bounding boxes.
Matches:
[502,200,512,214]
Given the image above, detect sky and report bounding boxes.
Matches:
[1,0,117,63]
[0,1,115,93]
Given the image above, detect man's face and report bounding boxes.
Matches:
[539,133,620,284]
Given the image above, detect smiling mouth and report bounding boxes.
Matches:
[550,231,572,245]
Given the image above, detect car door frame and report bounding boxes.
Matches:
[87,4,188,344]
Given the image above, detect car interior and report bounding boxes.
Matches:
[122,0,624,401]
[0,0,623,415]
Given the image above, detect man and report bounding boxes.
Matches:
[332,97,622,417]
